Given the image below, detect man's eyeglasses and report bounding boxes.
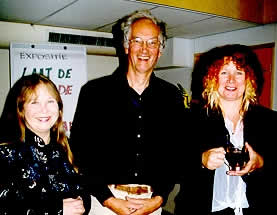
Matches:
[129,37,160,49]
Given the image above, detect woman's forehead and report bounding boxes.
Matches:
[27,84,54,99]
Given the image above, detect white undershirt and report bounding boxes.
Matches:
[211,117,249,215]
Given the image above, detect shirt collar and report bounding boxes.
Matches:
[25,128,47,148]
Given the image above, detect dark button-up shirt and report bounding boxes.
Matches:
[70,68,186,204]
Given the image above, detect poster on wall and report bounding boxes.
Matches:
[10,42,87,136]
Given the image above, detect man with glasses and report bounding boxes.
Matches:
[70,9,186,215]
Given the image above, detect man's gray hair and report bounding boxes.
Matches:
[121,9,167,52]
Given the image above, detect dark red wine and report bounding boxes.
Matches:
[225,147,246,171]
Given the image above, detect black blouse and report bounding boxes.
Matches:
[0,129,90,214]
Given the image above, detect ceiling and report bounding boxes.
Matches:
[0,0,261,40]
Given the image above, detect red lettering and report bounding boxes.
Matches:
[58,85,73,95]
[63,121,68,131]
[63,121,72,132]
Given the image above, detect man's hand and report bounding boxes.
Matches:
[103,195,162,215]
[126,196,163,215]
[103,197,143,215]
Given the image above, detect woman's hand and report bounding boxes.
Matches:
[227,142,264,176]
[63,196,85,215]
[202,147,226,170]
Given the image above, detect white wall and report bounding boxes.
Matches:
[87,55,118,81]
[155,37,194,96]
[0,49,10,113]
[155,68,192,94]
[194,24,276,52]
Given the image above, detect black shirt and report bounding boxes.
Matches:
[70,68,186,204]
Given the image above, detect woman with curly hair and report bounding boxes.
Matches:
[176,44,277,215]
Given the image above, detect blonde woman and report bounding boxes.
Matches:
[176,44,277,215]
[0,74,90,214]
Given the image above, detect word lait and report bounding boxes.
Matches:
[22,67,72,79]
[21,67,73,95]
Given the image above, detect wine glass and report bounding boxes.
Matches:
[225,145,247,171]
[224,134,248,171]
